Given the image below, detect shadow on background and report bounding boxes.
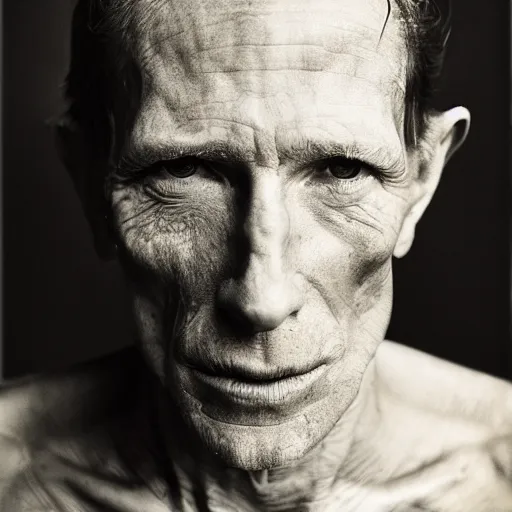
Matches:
[2,1,511,379]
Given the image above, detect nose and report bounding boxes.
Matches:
[217,173,304,333]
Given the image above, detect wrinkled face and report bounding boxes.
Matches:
[109,0,412,469]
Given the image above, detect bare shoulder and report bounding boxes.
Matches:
[0,348,138,439]
[0,371,68,510]
[376,340,512,434]
[0,349,142,511]
[365,342,512,510]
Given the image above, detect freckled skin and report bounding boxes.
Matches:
[1,0,512,511]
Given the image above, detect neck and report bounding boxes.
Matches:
[138,359,380,512]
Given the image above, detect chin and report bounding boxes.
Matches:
[172,381,353,471]
[162,338,375,470]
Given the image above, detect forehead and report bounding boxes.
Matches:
[120,0,408,164]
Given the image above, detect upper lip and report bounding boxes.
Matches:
[185,361,325,383]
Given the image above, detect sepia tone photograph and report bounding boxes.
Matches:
[1,0,511,510]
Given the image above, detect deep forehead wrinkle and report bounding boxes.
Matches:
[117,0,400,33]
[97,0,406,103]
[101,0,409,113]
[127,0,406,59]
[129,2,407,99]
[102,0,406,82]
[114,0,408,168]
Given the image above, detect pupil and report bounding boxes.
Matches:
[171,162,196,178]
[331,164,360,179]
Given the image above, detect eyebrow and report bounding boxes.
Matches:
[117,139,257,172]
[278,138,404,171]
[117,136,404,173]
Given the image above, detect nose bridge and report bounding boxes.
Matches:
[217,170,303,333]
[246,172,289,270]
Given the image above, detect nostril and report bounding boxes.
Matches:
[216,300,256,335]
[216,281,255,334]
[216,282,302,335]
[217,302,288,334]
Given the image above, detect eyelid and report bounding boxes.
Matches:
[327,155,403,184]
[311,156,377,178]
[115,155,204,180]
[157,158,233,190]
[160,156,200,171]
[319,155,370,168]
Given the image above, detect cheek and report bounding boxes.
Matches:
[112,184,233,298]
[111,184,233,374]
[296,189,399,341]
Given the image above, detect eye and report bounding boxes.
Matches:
[323,158,366,180]
[159,158,199,178]
[141,156,224,201]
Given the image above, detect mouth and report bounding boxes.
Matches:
[188,363,327,405]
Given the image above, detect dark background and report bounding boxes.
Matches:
[2,1,511,379]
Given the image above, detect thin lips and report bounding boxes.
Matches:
[190,364,326,404]
[187,361,324,383]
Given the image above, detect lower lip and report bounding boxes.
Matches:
[191,365,326,404]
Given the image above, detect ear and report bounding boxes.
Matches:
[393,106,470,259]
[55,117,117,260]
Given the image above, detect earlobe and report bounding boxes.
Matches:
[393,189,424,259]
[393,223,415,259]
[393,106,470,259]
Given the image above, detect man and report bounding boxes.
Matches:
[1,0,511,510]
